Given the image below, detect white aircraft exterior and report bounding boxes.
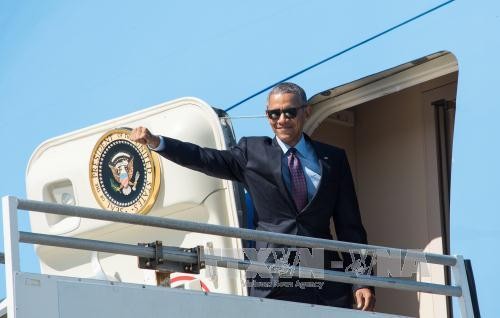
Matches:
[1,1,497,317]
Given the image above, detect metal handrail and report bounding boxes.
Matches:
[18,231,462,297]
[17,198,457,266]
[2,196,477,317]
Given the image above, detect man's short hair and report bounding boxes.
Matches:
[267,82,307,105]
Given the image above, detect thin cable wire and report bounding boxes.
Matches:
[224,0,455,112]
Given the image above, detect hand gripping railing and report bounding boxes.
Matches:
[2,196,480,317]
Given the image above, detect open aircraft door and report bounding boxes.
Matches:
[26,97,247,296]
[304,51,458,317]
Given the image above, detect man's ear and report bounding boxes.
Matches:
[304,105,312,119]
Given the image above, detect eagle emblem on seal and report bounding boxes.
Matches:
[108,152,140,196]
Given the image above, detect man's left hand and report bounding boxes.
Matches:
[354,288,375,311]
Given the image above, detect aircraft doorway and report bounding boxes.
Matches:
[305,52,458,317]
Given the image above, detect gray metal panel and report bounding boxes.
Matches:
[14,272,410,318]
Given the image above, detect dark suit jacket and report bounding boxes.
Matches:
[156,134,370,308]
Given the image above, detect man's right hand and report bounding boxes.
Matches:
[130,127,160,149]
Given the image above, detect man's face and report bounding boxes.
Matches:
[267,92,311,146]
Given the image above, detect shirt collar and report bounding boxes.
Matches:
[275,134,307,156]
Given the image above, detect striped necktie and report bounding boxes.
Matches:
[287,148,308,211]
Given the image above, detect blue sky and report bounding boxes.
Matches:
[0,0,497,315]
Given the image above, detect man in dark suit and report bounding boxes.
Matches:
[131,82,375,311]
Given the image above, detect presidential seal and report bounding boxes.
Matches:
[89,128,161,214]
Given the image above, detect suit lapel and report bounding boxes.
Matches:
[300,139,333,213]
[269,136,334,215]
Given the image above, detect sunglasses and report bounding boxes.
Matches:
[266,105,307,120]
